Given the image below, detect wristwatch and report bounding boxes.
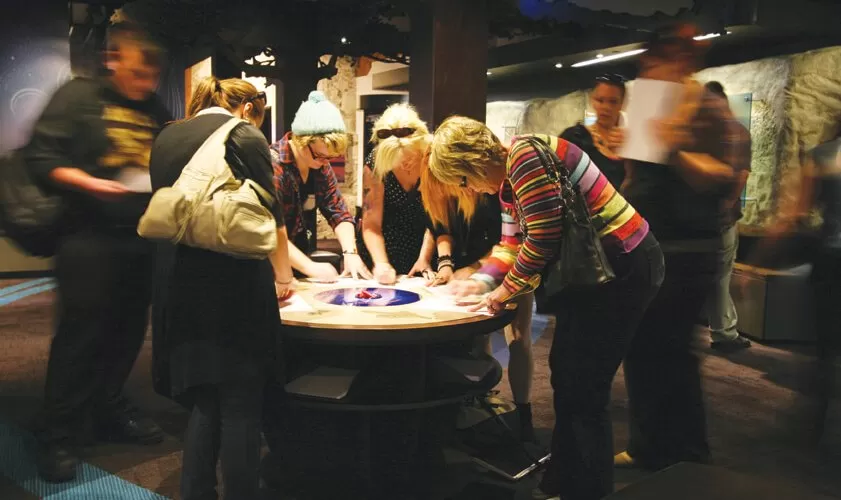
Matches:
[342,249,358,255]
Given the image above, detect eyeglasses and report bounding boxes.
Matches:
[376,127,416,140]
[307,143,335,161]
[247,91,267,103]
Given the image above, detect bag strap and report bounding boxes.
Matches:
[181,117,248,182]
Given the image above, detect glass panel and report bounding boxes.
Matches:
[728,92,753,209]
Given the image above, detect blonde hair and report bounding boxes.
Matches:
[421,115,507,228]
[289,132,349,157]
[371,103,431,180]
[187,77,266,127]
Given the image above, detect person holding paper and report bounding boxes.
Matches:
[561,73,628,189]
[421,118,663,500]
[616,23,748,472]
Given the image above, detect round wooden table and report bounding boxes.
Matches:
[264,277,517,500]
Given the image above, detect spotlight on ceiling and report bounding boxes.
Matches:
[486,71,492,75]
[571,49,647,68]
[596,54,604,58]
[340,37,349,44]
[554,63,563,68]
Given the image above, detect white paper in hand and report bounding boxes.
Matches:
[115,167,152,193]
[619,79,683,164]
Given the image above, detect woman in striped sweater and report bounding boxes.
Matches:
[421,116,664,500]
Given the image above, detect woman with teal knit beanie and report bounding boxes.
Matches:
[269,90,372,281]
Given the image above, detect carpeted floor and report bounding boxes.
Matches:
[0,282,839,499]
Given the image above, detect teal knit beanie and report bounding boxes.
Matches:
[291,90,346,136]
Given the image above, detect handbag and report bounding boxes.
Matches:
[518,137,615,306]
[0,149,63,257]
[137,116,277,259]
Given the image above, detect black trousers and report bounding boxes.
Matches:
[181,378,264,500]
[41,229,154,444]
[540,234,664,500]
[808,249,841,439]
[624,250,719,469]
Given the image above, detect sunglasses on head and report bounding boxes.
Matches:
[246,91,267,103]
[376,127,416,140]
[595,73,627,84]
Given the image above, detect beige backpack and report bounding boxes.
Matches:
[137,115,277,259]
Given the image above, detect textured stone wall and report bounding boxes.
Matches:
[776,47,841,224]
[695,57,792,227]
[518,91,588,136]
[315,56,358,240]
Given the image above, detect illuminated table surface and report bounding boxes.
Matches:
[278,276,516,345]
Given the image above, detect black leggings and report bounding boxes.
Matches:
[181,378,264,500]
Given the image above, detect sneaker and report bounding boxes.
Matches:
[37,443,79,483]
[711,335,752,352]
[95,405,163,445]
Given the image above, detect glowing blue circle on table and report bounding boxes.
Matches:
[313,287,421,307]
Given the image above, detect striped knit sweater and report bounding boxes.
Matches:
[470,134,650,296]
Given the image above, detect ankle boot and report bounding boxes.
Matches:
[517,403,537,443]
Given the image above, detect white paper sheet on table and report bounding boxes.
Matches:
[619,78,683,164]
[278,292,315,312]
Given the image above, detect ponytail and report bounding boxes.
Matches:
[185,76,265,126]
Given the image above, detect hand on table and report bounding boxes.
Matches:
[372,262,397,285]
[469,285,511,315]
[408,259,436,283]
[307,262,339,282]
[274,279,296,302]
[426,266,453,287]
[341,253,373,280]
[447,279,490,298]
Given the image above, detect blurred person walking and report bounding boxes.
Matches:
[23,22,171,482]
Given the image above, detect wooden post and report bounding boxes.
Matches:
[409,0,489,129]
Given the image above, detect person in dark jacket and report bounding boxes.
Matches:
[560,73,627,190]
[23,21,171,483]
[149,76,293,499]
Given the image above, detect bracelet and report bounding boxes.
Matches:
[342,249,358,255]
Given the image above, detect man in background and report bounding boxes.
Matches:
[703,80,752,351]
[23,21,171,482]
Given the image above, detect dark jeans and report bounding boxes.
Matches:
[624,250,719,469]
[181,378,264,500]
[540,234,664,500]
[41,229,153,444]
[809,249,841,438]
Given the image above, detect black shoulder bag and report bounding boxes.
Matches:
[517,137,615,310]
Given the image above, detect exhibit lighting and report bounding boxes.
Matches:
[571,49,647,68]
[554,62,563,68]
[486,71,492,75]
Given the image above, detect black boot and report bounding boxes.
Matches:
[37,442,79,483]
[517,403,537,443]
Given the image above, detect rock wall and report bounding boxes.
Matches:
[695,57,792,227]
[776,47,841,222]
[518,91,588,136]
[315,56,358,240]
